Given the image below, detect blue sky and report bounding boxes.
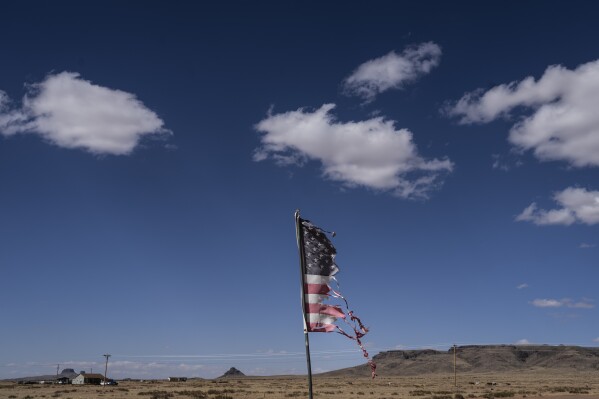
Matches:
[1,1,598,379]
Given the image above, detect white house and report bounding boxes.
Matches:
[72,373,104,385]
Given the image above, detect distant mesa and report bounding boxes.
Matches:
[218,367,246,378]
[321,345,599,377]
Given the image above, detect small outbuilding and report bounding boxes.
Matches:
[72,373,105,385]
[168,377,187,382]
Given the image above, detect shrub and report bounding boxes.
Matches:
[568,388,590,394]
[483,391,515,399]
[410,390,432,396]
[176,390,207,398]
[137,390,174,399]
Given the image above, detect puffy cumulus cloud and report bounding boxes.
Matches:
[515,339,531,345]
[446,60,599,167]
[343,42,442,102]
[254,104,453,199]
[0,72,170,155]
[531,298,594,309]
[517,283,529,290]
[516,187,599,225]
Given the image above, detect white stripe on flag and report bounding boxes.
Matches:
[307,313,338,325]
[305,274,333,284]
[305,294,328,304]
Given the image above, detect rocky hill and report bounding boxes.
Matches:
[218,367,246,378]
[322,345,599,377]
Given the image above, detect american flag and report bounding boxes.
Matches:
[299,218,345,332]
[297,215,376,378]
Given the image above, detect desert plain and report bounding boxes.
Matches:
[1,371,598,399]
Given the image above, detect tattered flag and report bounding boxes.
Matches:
[298,217,376,378]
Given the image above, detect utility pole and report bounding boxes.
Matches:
[103,354,111,387]
[453,344,457,388]
[56,364,59,376]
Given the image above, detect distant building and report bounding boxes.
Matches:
[168,377,187,382]
[72,373,105,385]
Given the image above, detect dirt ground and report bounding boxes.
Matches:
[1,371,598,399]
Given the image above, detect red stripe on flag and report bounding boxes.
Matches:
[305,283,330,295]
[306,303,345,318]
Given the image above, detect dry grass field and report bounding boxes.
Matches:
[1,371,598,399]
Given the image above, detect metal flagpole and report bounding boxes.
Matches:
[295,210,313,399]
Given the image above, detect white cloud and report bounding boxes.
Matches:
[531,298,594,309]
[254,103,453,199]
[580,242,597,248]
[531,299,563,308]
[569,301,595,309]
[593,337,599,343]
[446,60,599,167]
[0,72,169,155]
[517,283,529,290]
[343,42,442,102]
[516,203,576,225]
[516,187,599,225]
[515,339,531,345]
